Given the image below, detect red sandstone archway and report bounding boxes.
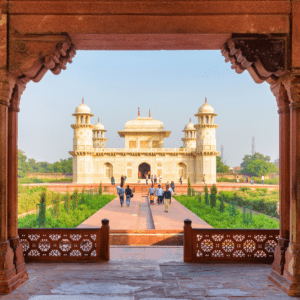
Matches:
[0,0,299,296]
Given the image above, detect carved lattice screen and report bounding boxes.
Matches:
[192,229,279,263]
[18,228,101,262]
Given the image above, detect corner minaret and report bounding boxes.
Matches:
[70,98,94,183]
[182,118,196,149]
[194,97,220,183]
[93,118,108,148]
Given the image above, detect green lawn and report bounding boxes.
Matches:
[174,194,279,229]
[18,194,116,228]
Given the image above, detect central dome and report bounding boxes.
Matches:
[125,116,164,130]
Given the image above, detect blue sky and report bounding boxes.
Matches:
[19,50,278,167]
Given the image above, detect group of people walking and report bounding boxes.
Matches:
[116,185,133,207]
[148,184,173,213]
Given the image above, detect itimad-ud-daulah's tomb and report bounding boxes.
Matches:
[69,98,220,184]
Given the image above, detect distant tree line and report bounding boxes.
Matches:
[18,150,73,178]
[217,152,279,176]
[239,152,279,176]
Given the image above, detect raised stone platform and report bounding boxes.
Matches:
[2,246,298,300]
[22,182,279,195]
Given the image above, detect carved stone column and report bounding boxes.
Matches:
[267,75,300,296]
[0,72,26,294]
[268,82,290,279]
[7,83,27,276]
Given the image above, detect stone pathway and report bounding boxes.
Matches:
[77,194,211,230]
[1,246,298,300]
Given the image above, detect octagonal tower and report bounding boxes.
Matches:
[194,97,220,184]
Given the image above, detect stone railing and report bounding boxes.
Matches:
[18,219,110,262]
[26,173,73,179]
[95,148,189,152]
[183,220,279,263]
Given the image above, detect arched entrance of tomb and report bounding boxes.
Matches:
[178,163,187,179]
[138,163,151,179]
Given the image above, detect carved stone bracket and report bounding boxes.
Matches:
[221,34,287,84]
[9,33,76,84]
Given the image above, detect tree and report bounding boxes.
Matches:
[18,150,30,177]
[18,150,73,175]
[240,152,279,176]
[216,156,230,173]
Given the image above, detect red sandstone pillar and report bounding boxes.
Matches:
[7,86,26,275]
[269,83,290,277]
[0,88,17,294]
[184,219,193,262]
[101,218,110,261]
[269,77,300,296]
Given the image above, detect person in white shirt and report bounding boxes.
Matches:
[168,186,174,204]
[117,185,125,207]
[156,184,164,205]
[148,185,156,205]
[261,175,264,184]
[159,175,162,183]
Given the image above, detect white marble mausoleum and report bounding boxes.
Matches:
[69,98,220,184]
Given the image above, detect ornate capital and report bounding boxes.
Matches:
[8,83,25,112]
[278,107,290,114]
[0,100,10,107]
[270,81,290,113]
[9,34,76,84]
[222,34,287,84]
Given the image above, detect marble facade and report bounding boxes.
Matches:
[69,99,220,184]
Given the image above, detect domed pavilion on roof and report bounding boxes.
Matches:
[69,99,220,184]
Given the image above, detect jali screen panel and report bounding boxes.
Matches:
[192,229,279,263]
[18,228,101,262]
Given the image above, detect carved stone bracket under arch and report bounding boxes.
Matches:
[9,33,76,84]
[221,34,287,84]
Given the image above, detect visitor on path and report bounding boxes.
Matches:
[203,174,206,184]
[168,184,174,204]
[236,176,239,183]
[148,171,151,179]
[154,175,157,185]
[151,175,153,185]
[179,177,182,185]
[246,177,249,183]
[148,184,155,205]
[146,177,148,185]
[117,185,125,207]
[125,185,133,207]
[163,185,172,213]
[261,175,264,184]
[124,176,127,185]
[121,175,124,187]
[159,175,162,183]
[111,176,115,185]
[171,181,175,193]
[250,178,254,185]
[156,184,164,205]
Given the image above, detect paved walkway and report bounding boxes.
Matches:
[1,246,298,300]
[77,193,211,230]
